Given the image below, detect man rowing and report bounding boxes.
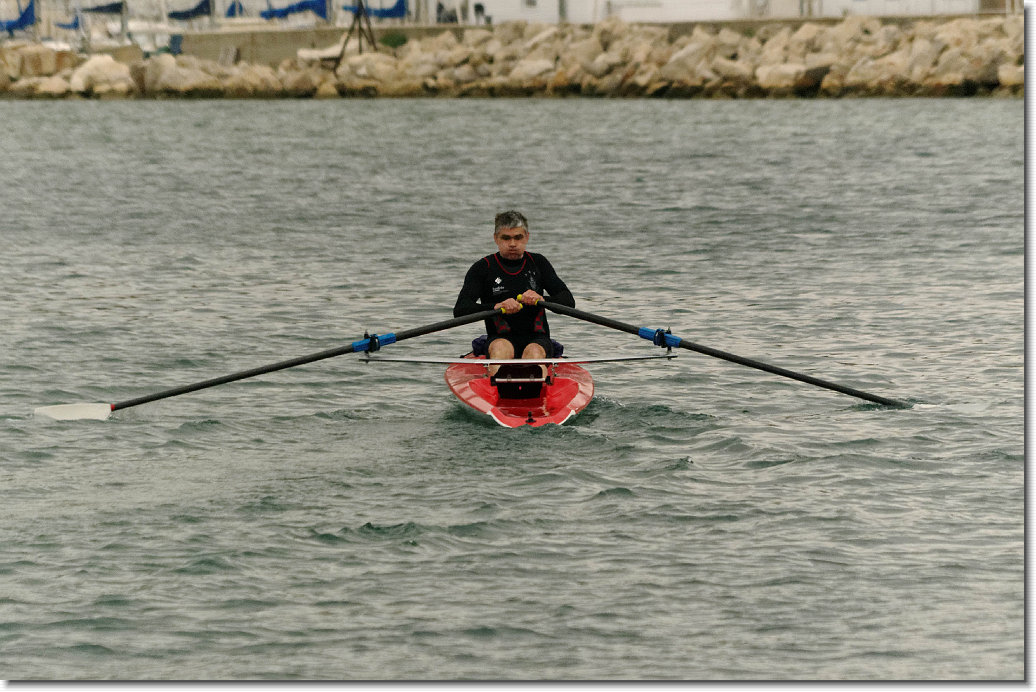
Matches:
[453,210,575,373]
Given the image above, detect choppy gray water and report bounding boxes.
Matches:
[0,98,1023,680]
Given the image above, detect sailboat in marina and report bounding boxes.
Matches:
[7,0,411,56]
[0,0,35,35]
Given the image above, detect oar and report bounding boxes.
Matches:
[539,301,907,408]
[34,308,501,421]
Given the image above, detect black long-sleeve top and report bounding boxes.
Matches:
[453,252,575,339]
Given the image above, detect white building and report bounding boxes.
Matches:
[415,0,987,24]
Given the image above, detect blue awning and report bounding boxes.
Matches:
[342,0,405,18]
[168,0,211,20]
[1,0,35,34]
[261,0,327,20]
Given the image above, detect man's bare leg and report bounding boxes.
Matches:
[487,338,515,376]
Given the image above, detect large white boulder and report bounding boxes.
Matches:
[524,26,558,52]
[7,74,41,96]
[279,67,323,96]
[69,54,135,96]
[313,79,339,98]
[658,38,714,82]
[35,74,70,96]
[789,22,824,56]
[492,20,526,46]
[591,15,630,51]
[584,50,625,78]
[756,62,805,89]
[462,28,493,48]
[437,43,473,69]
[398,55,440,80]
[844,49,910,88]
[854,24,903,59]
[558,35,603,72]
[826,16,883,48]
[451,63,479,84]
[151,56,223,96]
[933,18,980,54]
[223,63,283,97]
[344,52,401,82]
[143,53,176,93]
[907,37,941,82]
[508,57,554,82]
[997,62,1024,87]
[931,47,984,83]
[422,30,458,53]
[711,56,753,82]
[805,52,839,70]
[758,26,791,65]
[715,27,743,59]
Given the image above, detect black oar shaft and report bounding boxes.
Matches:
[540,301,906,408]
[112,343,357,411]
[393,310,497,342]
[112,308,499,412]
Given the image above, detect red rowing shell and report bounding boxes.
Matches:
[444,356,594,428]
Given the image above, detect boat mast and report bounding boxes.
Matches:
[120,0,128,44]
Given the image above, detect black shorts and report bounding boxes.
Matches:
[489,334,554,358]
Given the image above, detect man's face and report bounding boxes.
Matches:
[494,227,528,261]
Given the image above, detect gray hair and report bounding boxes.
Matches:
[494,210,528,234]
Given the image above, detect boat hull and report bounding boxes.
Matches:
[444,356,594,428]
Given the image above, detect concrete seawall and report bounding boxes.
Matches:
[172,15,1013,67]
[0,14,1023,98]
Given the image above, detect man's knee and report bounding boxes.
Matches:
[522,342,546,359]
[488,338,515,358]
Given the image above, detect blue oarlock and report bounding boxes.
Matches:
[637,327,681,349]
[353,332,398,353]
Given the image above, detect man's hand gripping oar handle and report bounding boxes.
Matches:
[539,300,908,408]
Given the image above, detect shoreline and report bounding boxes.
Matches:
[0,14,1024,99]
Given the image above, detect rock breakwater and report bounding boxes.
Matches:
[0,14,1023,99]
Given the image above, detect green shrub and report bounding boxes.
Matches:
[379,31,408,49]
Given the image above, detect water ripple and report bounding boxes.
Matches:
[0,98,1021,681]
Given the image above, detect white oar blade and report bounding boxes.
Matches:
[34,403,113,421]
